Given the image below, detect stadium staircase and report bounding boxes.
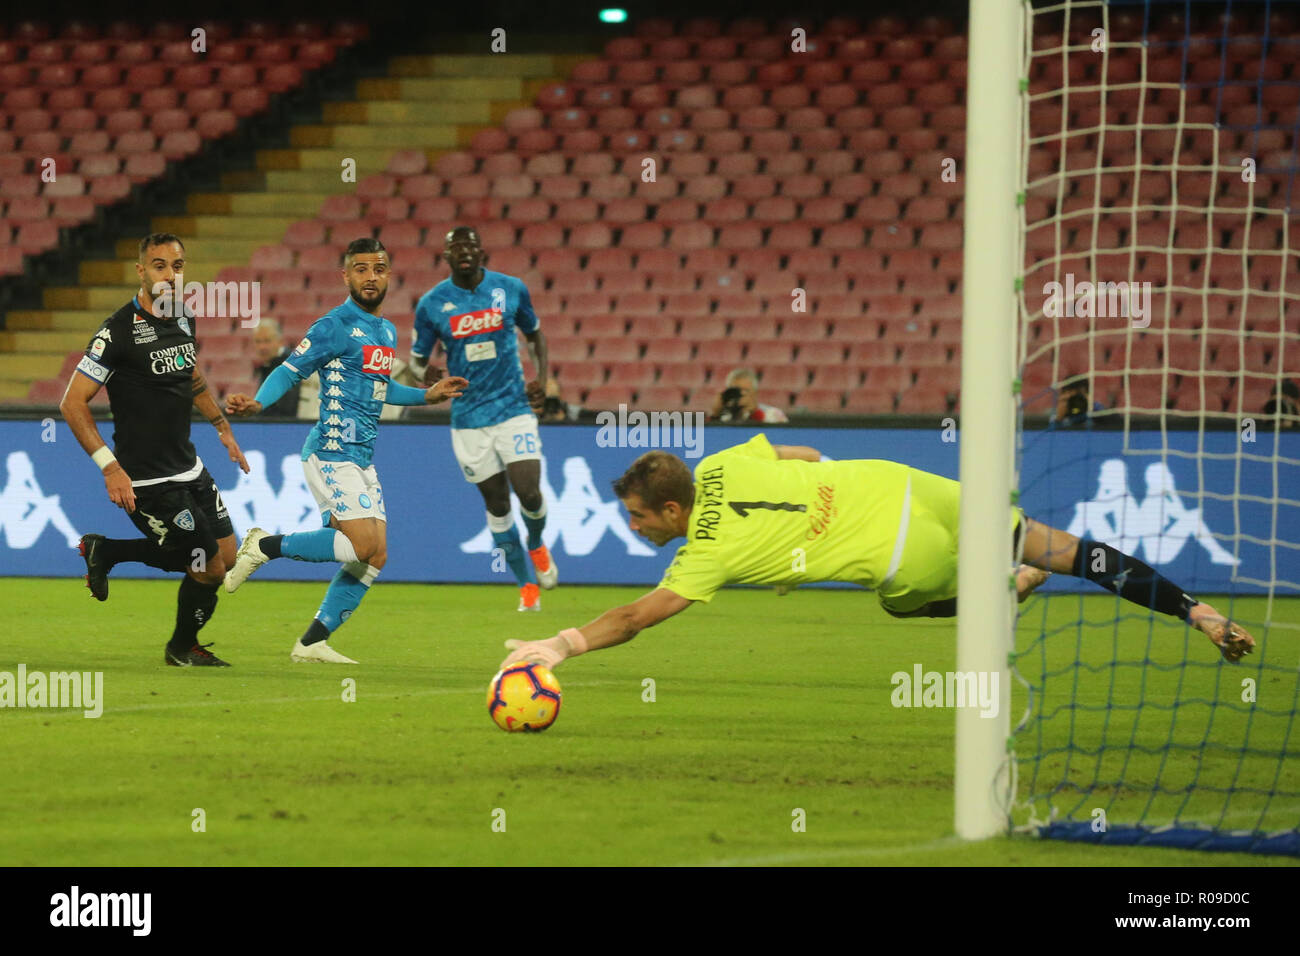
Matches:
[2,19,585,403]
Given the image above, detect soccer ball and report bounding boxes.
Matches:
[487,661,562,732]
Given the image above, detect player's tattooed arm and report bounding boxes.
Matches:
[193,365,251,474]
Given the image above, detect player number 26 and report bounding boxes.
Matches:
[514,433,537,454]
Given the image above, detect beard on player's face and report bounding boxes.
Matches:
[348,278,387,307]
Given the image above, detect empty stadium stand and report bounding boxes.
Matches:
[3,11,1297,416]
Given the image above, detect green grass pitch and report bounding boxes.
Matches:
[1,578,1295,867]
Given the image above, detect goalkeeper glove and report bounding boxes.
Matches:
[502,627,588,669]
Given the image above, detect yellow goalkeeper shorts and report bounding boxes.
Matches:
[876,469,1023,614]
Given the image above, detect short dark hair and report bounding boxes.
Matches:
[343,237,389,266]
[445,226,480,245]
[138,233,185,261]
[1060,375,1089,394]
[1278,379,1300,400]
[612,451,694,511]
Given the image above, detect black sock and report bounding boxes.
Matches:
[923,598,958,618]
[169,575,221,651]
[301,618,330,647]
[101,538,188,573]
[1074,539,1199,621]
[259,535,284,559]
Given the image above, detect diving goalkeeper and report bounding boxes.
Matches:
[500,434,1255,669]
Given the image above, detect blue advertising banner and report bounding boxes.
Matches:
[0,417,1293,595]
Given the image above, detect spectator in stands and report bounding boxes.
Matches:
[709,368,788,424]
[1261,379,1299,427]
[252,320,300,418]
[1050,375,1104,428]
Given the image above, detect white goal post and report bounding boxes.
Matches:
[955,0,1023,840]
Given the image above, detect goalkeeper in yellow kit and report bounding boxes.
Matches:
[501,434,1255,670]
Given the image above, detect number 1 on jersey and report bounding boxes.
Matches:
[728,500,807,518]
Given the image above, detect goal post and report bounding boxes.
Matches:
[955,0,1023,840]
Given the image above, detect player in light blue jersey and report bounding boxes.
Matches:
[222,238,467,662]
[410,226,557,611]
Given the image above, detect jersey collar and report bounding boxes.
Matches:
[451,269,487,294]
[342,296,384,323]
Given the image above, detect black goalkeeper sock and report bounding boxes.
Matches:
[300,618,330,647]
[1074,539,1199,621]
[169,575,221,651]
[101,538,189,573]
[259,535,284,559]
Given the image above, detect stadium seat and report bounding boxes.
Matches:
[584,385,633,410]
[634,385,686,409]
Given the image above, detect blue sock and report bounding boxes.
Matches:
[521,503,547,552]
[280,528,339,563]
[313,562,377,632]
[491,527,534,587]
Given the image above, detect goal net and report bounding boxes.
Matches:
[1011,0,1300,855]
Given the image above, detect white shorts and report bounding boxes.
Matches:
[451,413,542,483]
[303,454,386,525]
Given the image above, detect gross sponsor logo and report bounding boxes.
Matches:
[361,345,395,375]
[450,309,504,338]
[148,343,197,375]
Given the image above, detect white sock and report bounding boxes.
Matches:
[333,532,358,563]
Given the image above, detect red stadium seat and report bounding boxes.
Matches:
[262,65,303,94]
[228,88,269,117]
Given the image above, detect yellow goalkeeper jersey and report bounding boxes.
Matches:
[656,433,914,602]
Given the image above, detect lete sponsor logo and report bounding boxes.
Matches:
[361,345,395,375]
[450,308,504,338]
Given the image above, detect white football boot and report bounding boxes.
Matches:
[224,527,270,593]
[291,639,358,664]
[529,545,559,590]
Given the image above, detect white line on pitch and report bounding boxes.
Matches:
[680,835,968,867]
[1,680,623,718]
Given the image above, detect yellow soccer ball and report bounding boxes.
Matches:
[487,661,562,732]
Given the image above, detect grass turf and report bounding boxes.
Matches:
[1,578,1295,866]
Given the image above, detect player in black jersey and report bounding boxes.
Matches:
[59,234,251,666]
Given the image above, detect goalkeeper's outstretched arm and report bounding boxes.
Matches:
[500,587,693,669]
[1020,517,1255,662]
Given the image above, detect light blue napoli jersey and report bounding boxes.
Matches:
[282,297,400,468]
[412,269,539,429]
